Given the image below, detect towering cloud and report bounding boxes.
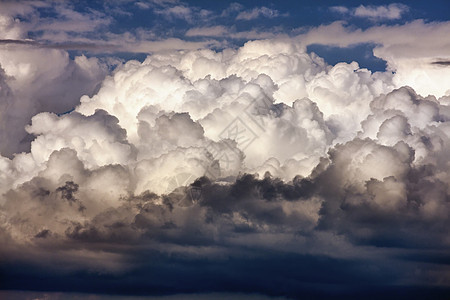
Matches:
[0,47,108,157]
[0,1,449,299]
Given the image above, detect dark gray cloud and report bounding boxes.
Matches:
[1,151,449,297]
[431,60,450,66]
[0,39,119,51]
[2,71,450,299]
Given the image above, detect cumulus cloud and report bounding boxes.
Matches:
[1,2,450,298]
[298,20,450,97]
[0,47,108,157]
[2,36,450,295]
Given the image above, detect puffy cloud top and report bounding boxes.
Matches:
[1,2,450,298]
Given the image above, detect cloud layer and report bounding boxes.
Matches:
[0,1,450,299]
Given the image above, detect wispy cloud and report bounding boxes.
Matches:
[185,25,281,40]
[331,3,409,21]
[329,6,349,14]
[154,3,212,23]
[220,2,244,17]
[185,25,228,37]
[154,5,193,21]
[134,2,151,10]
[236,6,286,21]
[35,4,112,33]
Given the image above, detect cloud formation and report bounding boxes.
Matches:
[0,46,108,157]
[298,20,450,97]
[1,37,450,297]
[331,3,409,20]
[0,1,450,299]
[236,7,283,21]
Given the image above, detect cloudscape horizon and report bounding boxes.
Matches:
[0,1,450,299]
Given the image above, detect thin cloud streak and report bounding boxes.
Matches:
[330,3,409,20]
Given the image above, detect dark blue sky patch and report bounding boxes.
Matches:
[307,43,387,72]
[0,251,438,299]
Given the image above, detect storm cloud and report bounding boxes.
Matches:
[0,1,450,299]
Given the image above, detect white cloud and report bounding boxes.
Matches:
[329,6,349,14]
[135,2,151,10]
[0,1,48,39]
[220,2,244,17]
[155,5,193,20]
[185,26,228,37]
[154,3,212,23]
[35,4,112,32]
[1,2,450,294]
[297,20,450,97]
[236,7,283,21]
[331,3,409,21]
[0,46,108,158]
[0,2,111,36]
[0,38,442,204]
[354,3,409,20]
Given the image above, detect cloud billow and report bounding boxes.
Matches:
[0,2,450,299]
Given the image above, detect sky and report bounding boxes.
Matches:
[0,0,450,299]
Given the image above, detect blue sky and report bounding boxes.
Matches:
[14,0,450,71]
